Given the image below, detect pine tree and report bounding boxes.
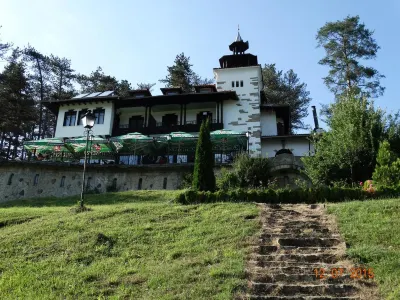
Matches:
[316,15,384,98]
[262,64,311,131]
[192,119,216,191]
[160,53,213,93]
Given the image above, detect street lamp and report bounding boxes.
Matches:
[246,131,251,154]
[80,110,96,208]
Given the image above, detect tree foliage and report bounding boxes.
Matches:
[262,64,311,130]
[136,82,156,91]
[76,66,132,96]
[192,119,216,191]
[316,15,384,98]
[49,55,75,100]
[302,93,385,185]
[372,140,400,187]
[160,53,213,93]
[217,153,271,190]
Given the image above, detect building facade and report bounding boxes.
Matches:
[43,31,315,175]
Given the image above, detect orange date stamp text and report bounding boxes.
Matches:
[313,267,374,280]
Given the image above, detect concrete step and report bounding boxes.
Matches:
[253,253,341,264]
[278,238,341,247]
[247,265,349,275]
[249,282,358,296]
[246,295,360,300]
[248,260,346,268]
[252,245,341,255]
[249,273,353,283]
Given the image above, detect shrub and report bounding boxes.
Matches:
[216,153,271,190]
[373,140,400,187]
[174,187,396,205]
[192,119,216,192]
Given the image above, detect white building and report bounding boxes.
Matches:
[44,31,315,174]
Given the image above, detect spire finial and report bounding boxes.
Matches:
[235,25,243,42]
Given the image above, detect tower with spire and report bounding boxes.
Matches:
[213,27,263,156]
[219,26,258,68]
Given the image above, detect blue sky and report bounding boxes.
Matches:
[1,0,398,132]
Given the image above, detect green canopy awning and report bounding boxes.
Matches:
[163,132,198,154]
[210,129,247,151]
[23,138,71,154]
[110,132,154,155]
[65,136,115,158]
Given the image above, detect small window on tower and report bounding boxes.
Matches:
[240,80,243,87]
[231,81,234,88]
[236,81,239,87]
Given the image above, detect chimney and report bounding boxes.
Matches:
[311,106,319,130]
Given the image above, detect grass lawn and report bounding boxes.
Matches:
[0,191,259,299]
[328,198,400,300]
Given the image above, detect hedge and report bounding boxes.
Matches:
[174,186,400,205]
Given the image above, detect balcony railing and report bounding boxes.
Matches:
[114,119,223,136]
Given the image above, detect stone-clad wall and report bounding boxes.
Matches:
[0,161,194,203]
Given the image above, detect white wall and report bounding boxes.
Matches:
[261,110,277,136]
[117,107,146,125]
[214,66,263,156]
[261,136,314,158]
[55,102,114,137]
[286,138,313,156]
[261,140,282,158]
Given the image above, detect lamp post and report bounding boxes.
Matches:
[246,131,251,155]
[80,110,96,208]
[166,134,171,164]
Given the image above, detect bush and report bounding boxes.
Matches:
[216,153,271,190]
[174,186,400,205]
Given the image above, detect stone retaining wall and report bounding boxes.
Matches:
[0,161,195,202]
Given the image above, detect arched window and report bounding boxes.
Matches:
[33,174,39,186]
[138,178,143,190]
[163,177,167,189]
[7,173,14,185]
[275,149,293,156]
[60,176,66,187]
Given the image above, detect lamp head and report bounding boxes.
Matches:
[81,110,96,129]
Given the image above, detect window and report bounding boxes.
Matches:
[129,116,144,129]
[163,177,167,189]
[77,109,88,125]
[138,178,143,190]
[87,177,92,189]
[33,174,39,186]
[7,173,14,185]
[60,176,66,187]
[63,111,76,126]
[199,88,212,93]
[236,81,239,87]
[231,81,234,88]
[94,108,105,124]
[240,80,243,87]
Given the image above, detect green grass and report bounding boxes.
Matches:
[328,198,400,300]
[0,191,259,299]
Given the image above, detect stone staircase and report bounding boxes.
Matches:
[241,204,379,300]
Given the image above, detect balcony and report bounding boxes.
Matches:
[112,119,223,136]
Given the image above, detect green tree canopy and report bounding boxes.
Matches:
[159,53,213,93]
[302,93,385,185]
[316,15,384,98]
[262,64,312,131]
[76,67,133,97]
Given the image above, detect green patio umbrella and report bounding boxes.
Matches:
[164,132,198,154]
[23,138,74,160]
[65,136,115,159]
[110,132,154,155]
[210,129,247,152]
